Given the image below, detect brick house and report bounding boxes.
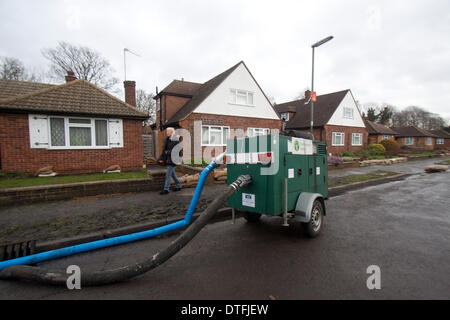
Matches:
[153,61,281,162]
[429,129,450,150]
[364,120,398,144]
[0,74,148,174]
[391,126,438,151]
[274,89,368,155]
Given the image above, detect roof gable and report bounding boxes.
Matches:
[0,79,148,119]
[326,90,365,128]
[280,89,349,129]
[191,62,279,120]
[165,61,279,125]
[165,61,242,124]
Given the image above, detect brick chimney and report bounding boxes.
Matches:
[65,70,77,83]
[124,80,136,107]
[304,90,311,101]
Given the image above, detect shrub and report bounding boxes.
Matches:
[380,139,400,155]
[368,144,386,156]
[328,156,344,165]
[341,151,354,157]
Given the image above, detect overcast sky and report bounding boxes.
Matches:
[1,0,449,119]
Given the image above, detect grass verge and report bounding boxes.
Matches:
[436,159,450,165]
[328,170,399,188]
[0,170,148,190]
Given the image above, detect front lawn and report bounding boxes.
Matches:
[328,170,399,188]
[407,152,435,158]
[0,170,148,190]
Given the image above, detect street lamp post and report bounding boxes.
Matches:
[310,36,333,136]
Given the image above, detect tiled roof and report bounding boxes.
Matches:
[0,79,148,119]
[428,129,450,139]
[165,61,243,125]
[0,79,54,99]
[364,120,398,135]
[274,89,349,129]
[156,80,202,98]
[273,104,296,115]
[391,126,439,138]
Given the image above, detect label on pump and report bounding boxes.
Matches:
[242,193,255,208]
[288,137,313,155]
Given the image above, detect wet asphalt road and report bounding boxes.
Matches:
[0,163,449,299]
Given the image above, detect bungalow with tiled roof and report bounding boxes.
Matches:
[364,120,398,144]
[0,73,148,174]
[153,61,281,162]
[274,89,368,155]
[429,129,450,150]
[391,126,438,151]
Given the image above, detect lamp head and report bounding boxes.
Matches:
[312,36,334,48]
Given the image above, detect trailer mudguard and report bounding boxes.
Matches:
[293,192,326,223]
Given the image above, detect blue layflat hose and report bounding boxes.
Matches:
[0,156,222,271]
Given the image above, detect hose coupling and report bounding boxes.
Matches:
[230,174,252,190]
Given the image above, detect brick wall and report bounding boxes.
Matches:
[435,138,450,150]
[178,112,282,162]
[284,125,368,155]
[395,137,435,150]
[322,125,369,155]
[0,113,143,174]
[155,95,190,131]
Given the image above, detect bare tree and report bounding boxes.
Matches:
[0,56,46,82]
[42,41,119,91]
[0,56,26,80]
[136,89,156,125]
[391,105,447,129]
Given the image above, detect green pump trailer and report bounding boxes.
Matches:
[226,133,328,237]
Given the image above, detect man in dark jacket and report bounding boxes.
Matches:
[158,127,182,195]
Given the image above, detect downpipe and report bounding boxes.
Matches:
[0,159,253,286]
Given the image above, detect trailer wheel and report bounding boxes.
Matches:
[302,200,323,238]
[243,211,262,223]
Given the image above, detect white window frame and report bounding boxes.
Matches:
[201,125,230,146]
[426,137,433,145]
[343,107,354,119]
[48,116,110,150]
[436,138,444,145]
[247,127,270,137]
[382,135,391,140]
[332,132,345,146]
[280,112,289,121]
[229,89,255,107]
[352,133,363,146]
[405,137,414,145]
